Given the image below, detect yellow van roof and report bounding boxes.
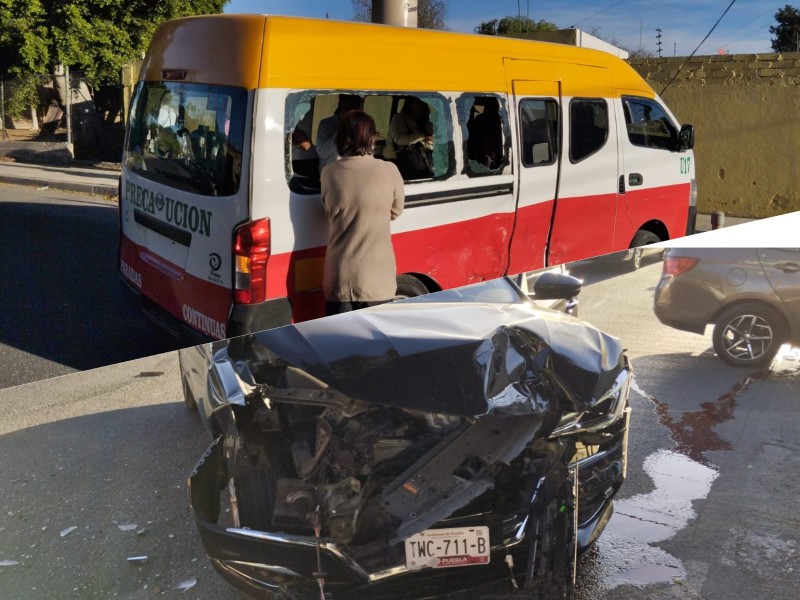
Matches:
[141,14,652,97]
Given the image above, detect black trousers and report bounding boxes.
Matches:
[325,299,390,316]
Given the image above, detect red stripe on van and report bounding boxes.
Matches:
[120,236,232,340]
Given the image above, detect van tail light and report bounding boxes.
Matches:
[233,218,271,304]
[662,256,699,278]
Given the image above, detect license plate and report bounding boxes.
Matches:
[404,526,490,570]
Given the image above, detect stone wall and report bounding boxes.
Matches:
[629,53,800,218]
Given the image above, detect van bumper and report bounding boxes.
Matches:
[120,277,213,345]
[228,298,293,337]
[686,206,697,236]
[120,276,294,342]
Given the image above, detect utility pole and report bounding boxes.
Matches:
[656,28,663,57]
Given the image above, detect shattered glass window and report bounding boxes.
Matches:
[456,93,511,177]
[285,90,455,194]
[124,81,247,196]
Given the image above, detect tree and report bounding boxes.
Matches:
[0,0,229,84]
[474,15,557,36]
[770,5,800,52]
[352,0,448,30]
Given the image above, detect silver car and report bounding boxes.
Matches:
[654,248,800,367]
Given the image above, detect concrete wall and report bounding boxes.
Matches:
[629,53,800,218]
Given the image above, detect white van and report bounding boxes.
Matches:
[120,14,696,341]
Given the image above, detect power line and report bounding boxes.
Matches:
[570,0,628,29]
[698,4,780,52]
[660,0,738,96]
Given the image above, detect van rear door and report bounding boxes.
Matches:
[120,81,252,340]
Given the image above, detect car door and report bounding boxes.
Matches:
[759,248,800,334]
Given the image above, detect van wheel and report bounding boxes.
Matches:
[628,230,660,271]
[712,302,787,368]
[394,274,429,300]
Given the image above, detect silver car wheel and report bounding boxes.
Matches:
[719,314,774,362]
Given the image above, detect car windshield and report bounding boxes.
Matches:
[400,276,527,305]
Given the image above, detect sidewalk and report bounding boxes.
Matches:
[0,159,119,197]
[0,159,755,232]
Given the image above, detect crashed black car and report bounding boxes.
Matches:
[181,276,631,599]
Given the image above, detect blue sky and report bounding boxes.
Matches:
[224,1,784,55]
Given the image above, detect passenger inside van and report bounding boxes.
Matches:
[466,96,503,171]
[386,96,434,180]
[316,94,364,172]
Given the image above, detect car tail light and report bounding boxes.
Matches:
[662,256,699,278]
[233,218,271,304]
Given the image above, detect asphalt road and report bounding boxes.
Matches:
[1,257,797,599]
[0,184,180,389]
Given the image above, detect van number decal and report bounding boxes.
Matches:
[680,156,692,175]
[125,181,213,237]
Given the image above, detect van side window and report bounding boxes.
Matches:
[519,99,558,167]
[285,91,454,193]
[456,94,510,176]
[569,98,608,163]
[623,96,677,150]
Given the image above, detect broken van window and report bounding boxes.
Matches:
[285,90,455,194]
[456,94,511,177]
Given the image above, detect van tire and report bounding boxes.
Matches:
[395,274,429,300]
[628,230,660,270]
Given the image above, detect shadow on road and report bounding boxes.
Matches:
[0,200,179,386]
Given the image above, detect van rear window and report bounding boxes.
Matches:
[124,82,247,196]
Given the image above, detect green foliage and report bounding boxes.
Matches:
[0,0,230,84]
[474,15,558,36]
[3,75,42,119]
[770,5,800,52]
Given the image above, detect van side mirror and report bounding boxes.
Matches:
[531,272,582,300]
[677,124,695,151]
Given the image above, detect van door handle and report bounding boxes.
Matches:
[628,173,644,186]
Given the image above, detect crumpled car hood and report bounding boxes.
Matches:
[228,302,625,417]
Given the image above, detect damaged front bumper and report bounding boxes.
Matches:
[187,302,632,598]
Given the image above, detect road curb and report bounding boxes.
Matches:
[0,174,118,198]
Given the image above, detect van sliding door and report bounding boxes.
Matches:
[507,80,562,274]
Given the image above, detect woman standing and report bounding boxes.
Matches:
[321,110,405,316]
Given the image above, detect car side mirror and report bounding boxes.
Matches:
[531,272,582,300]
[677,124,695,151]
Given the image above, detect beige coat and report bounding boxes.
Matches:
[321,155,405,301]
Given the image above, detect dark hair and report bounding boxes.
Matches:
[335,110,376,157]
